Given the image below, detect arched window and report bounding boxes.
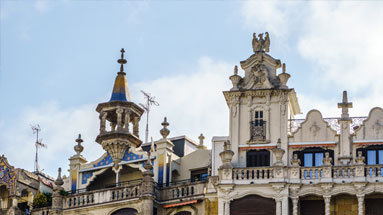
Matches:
[246,150,270,167]
[111,208,138,215]
[174,212,192,215]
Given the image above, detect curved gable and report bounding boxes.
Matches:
[355,107,383,140]
[289,110,338,143]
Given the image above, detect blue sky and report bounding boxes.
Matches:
[1,0,382,177]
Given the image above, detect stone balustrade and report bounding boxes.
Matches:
[158,181,205,201]
[233,167,274,182]
[333,166,355,178]
[63,183,141,209]
[229,164,383,184]
[301,167,323,179]
[365,165,383,177]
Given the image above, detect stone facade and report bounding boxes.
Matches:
[2,33,382,215]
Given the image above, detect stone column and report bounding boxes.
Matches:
[51,168,64,215]
[291,197,298,215]
[113,166,122,185]
[324,196,331,215]
[116,108,123,131]
[275,198,282,215]
[224,199,230,215]
[141,153,155,215]
[357,195,364,215]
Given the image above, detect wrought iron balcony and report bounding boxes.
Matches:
[250,121,266,142]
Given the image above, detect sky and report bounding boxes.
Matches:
[1,0,382,178]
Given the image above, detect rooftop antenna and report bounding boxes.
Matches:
[31,124,47,172]
[139,90,159,143]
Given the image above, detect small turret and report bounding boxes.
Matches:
[95,49,144,171]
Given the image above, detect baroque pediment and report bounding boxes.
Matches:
[239,52,281,90]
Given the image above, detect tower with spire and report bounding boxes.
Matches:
[95,49,144,183]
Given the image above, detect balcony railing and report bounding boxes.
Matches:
[250,121,266,141]
[63,180,142,209]
[229,164,383,184]
[233,167,274,181]
[157,179,206,201]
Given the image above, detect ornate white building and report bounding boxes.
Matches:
[2,33,383,215]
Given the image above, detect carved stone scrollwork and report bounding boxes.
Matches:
[252,64,267,88]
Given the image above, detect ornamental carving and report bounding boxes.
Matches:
[372,119,382,138]
[252,32,270,53]
[0,155,17,195]
[252,65,267,88]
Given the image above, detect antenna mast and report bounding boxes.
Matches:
[31,124,47,172]
[139,90,159,143]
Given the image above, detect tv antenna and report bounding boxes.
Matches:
[31,124,47,172]
[139,90,159,143]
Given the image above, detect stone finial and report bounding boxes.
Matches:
[229,65,241,90]
[55,168,64,187]
[219,141,234,169]
[160,117,170,139]
[144,151,153,171]
[117,48,127,74]
[338,90,353,120]
[272,138,285,166]
[278,63,290,89]
[252,32,270,53]
[74,134,84,155]
[197,133,207,150]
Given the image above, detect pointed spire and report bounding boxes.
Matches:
[110,48,131,102]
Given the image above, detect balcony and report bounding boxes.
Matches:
[249,121,267,143]
[229,164,383,184]
[157,179,206,202]
[63,180,142,209]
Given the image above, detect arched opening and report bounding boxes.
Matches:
[87,166,142,191]
[0,185,10,209]
[230,194,275,215]
[299,195,324,215]
[17,189,33,213]
[330,194,358,215]
[365,193,383,215]
[246,149,270,167]
[111,208,138,215]
[174,211,191,215]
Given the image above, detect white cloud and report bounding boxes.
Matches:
[132,57,233,147]
[0,57,234,177]
[0,102,101,177]
[241,1,383,118]
[34,0,52,14]
[240,1,304,40]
